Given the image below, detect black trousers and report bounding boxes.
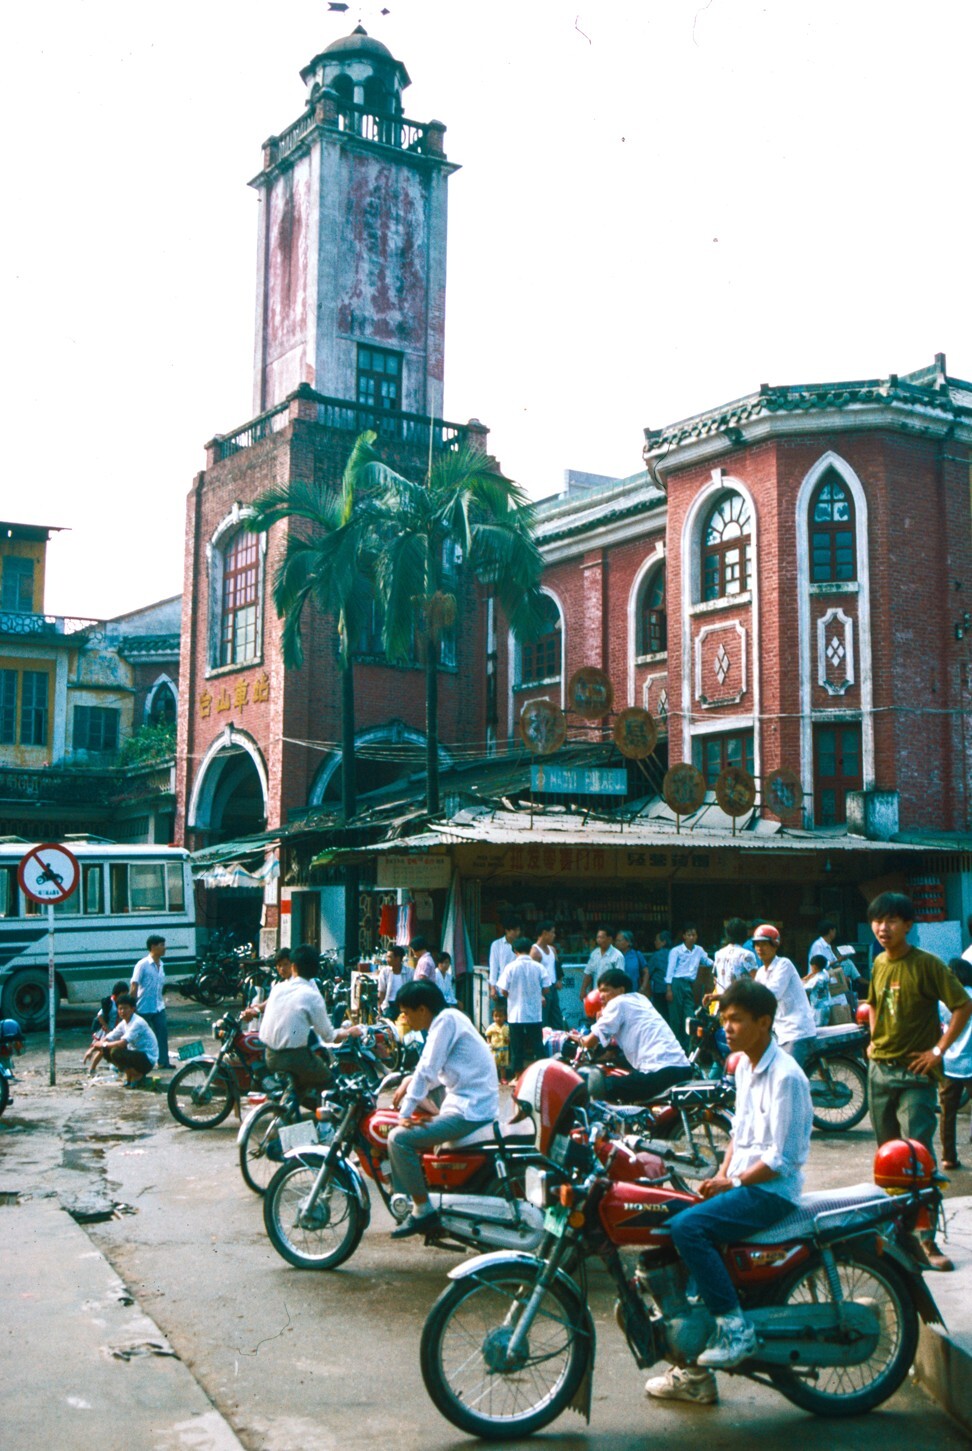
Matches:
[600,1064,693,1104]
[509,1022,544,1077]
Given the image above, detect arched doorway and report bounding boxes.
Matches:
[308,721,453,808]
[188,728,269,845]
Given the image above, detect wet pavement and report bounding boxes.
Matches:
[1,998,970,1451]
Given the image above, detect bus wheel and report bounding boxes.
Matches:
[1,970,51,1033]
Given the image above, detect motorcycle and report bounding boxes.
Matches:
[167,1011,274,1128]
[686,1006,869,1132]
[419,1058,944,1439]
[176,940,254,1008]
[261,1061,543,1271]
[564,1045,735,1192]
[0,1016,24,1117]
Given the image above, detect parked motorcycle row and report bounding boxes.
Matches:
[160,990,946,1439]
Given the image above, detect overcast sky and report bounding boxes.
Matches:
[6,1,971,619]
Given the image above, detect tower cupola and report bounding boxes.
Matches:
[301,25,410,116]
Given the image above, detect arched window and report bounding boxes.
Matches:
[702,491,752,601]
[331,72,353,107]
[148,681,177,728]
[637,567,666,655]
[220,531,259,666]
[517,595,562,686]
[810,471,856,583]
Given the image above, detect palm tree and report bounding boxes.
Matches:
[370,445,546,814]
[248,432,383,948]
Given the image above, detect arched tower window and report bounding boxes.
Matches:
[702,491,752,601]
[637,566,666,655]
[220,531,260,666]
[330,72,353,107]
[810,471,856,583]
[516,595,562,686]
[148,681,177,728]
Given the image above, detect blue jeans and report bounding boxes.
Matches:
[140,1010,170,1068]
[669,1185,793,1316]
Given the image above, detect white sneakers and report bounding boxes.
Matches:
[644,1365,718,1404]
[645,1313,758,1404]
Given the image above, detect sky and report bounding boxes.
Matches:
[5,0,971,620]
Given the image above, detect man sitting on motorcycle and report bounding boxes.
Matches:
[570,969,693,1102]
[388,979,500,1240]
[259,944,362,1095]
[646,975,813,1405]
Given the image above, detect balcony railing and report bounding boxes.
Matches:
[0,611,100,641]
[270,102,437,168]
[213,392,469,463]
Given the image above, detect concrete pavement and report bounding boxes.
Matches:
[2,1003,971,1449]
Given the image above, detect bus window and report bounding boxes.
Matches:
[110,863,129,913]
[0,866,18,917]
[83,864,103,914]
[166,863,186,912]
[130,863,166,912]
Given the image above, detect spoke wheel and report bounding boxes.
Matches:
[768,1248,917,1415]
[807,1055,869,1131]
[166,1060,235,1128]
[666,1111,733,1193]
[420,1262,589,1439]
[263,1156,365,1270]
[239,1102,293,1194]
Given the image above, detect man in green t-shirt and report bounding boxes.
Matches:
[865,891,972,1272]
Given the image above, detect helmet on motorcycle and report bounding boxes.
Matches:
[873,1138,935,1192]
[724,1051,743,1075]
[751,923,780,944]
[512,1058,587,1156]
[855,1003,871,1028]
[583,990,604,1020]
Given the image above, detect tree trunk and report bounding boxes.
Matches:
[425,636,440,815]
[341,656,358,962]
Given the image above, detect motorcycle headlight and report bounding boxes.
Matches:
[525,1166,552,1208]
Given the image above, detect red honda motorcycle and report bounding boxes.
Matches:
[262,1063,542,1271]
[419,1059,944,1439]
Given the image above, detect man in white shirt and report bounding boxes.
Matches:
[498,937,546,1075]
[388,979,500,1239]
[572,969,691,1101]
[488,921,520,1000]
[260,945,359,1093]
[752,924,817,1066]
[581,927,626,998]
[531,920,564,1029]
[377,944,412,1016]
[665,925,714,1049]
[241,949,294,1020]
[410,935,438,983]
[131,934,171,1069]
[647,975,812,1405]
[101,995,159,1087]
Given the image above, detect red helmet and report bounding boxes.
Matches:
[725,1051,743,1076]
[512,1059,587,1156]
[855,1003,871,1028]
[751,923,780,945]
[583,990,604,1020]
[873,1138,935,1192]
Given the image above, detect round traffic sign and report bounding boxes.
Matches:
[17,843,81,905]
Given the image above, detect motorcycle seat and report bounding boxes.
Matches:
[814,1024,866,1042]
[441,1119,536,1150]
[743,1183,890,1244]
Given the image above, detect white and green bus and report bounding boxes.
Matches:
[0,843,196,1030]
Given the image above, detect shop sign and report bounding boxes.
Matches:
[531,764,628,796]
[567,667,614,719]
[613,707,658,759]
[199,671,270,719]
[519,698,567,755]
[376,854,452,888]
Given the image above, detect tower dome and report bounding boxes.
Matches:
[301,25,410,114]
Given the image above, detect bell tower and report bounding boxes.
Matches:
[251,26,457,420]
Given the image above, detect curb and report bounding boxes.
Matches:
[911,1192,972,1435]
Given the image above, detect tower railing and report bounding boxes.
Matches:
[212,392,467,462]
[268,101,439,169]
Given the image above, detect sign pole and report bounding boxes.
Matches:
[48,902,56,1086]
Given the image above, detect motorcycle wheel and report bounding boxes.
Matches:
[239,1102,293,1194]
[167,1061,235,1129]
[807,1055,869,1132]
[0,1073,9,1117]
[195,973,227,1008]
[420,1260,590,1439]
[768,1248,917,1415]
[263,1156,365,1270]
[666,1110,733,1194]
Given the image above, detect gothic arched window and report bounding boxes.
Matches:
[702,491,752,601]
[148,681,177,728]
[637,567,667,655]
[810,471,856,583]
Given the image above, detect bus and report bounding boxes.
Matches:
[0,843,197,1030]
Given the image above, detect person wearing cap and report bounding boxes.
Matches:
[751,923,817,1067]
